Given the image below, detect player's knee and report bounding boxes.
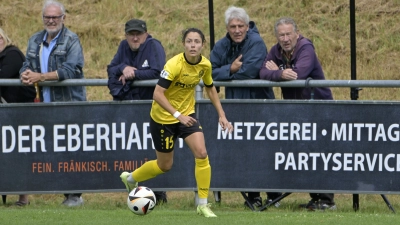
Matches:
[158,162,173,172]
[197,151,208,159]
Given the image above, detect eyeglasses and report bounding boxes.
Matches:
[43,14,64,22]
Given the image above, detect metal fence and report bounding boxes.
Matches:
[2,79,400,101]
[3,79,400,87]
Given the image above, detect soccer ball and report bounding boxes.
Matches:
[127,186,156,215]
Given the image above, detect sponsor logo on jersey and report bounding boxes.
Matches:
[199,70,204,78]
[174,81,197,88]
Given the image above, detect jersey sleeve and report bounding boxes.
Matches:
[157,57,177,88]
[160,58,177,82]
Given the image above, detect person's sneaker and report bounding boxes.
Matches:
[197,203,217,217]
[266,198,281,208]
[320,203,337,210]
[120,171,137,193]
[299,200,318,211]
[244,196,262,209]
[62,195,84,207]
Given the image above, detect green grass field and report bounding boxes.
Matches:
[3,209,399,225]
[2,192,400,224]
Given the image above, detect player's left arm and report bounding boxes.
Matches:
[204,84,233,133]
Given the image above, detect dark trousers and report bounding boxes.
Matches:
[310,193,334,204]
[154,191,167,204]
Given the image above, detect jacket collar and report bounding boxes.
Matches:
[34,25,66,45]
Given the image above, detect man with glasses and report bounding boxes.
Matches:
[107,19,166,101]
[20,0,86,206]
[107,19,168,204]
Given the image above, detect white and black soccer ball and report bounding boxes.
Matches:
[127,186,156,215]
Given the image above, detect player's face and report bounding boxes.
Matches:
[227,18,249,43]
[276,23,299,53]
[125,31,148,51]
[183,32,203,57]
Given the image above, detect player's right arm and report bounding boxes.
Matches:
[153,84,196,127]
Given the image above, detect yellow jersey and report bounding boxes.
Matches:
[150,53,213,124]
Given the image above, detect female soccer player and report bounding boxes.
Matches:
[120,28,233,217]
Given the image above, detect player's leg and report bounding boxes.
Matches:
[134,150,173,179]
[184,131,216,217]
[185,132,209,200]
[120,152,172,193]
[120,119,177,192]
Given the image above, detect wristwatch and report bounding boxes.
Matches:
[40,74,45,82]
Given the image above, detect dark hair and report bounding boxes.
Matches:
[181,28,206,43]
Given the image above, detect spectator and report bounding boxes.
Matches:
[210,5,281,209]
[107,19,165,101]
[107,18,167,204]
[0,28,35,206]
[119,28,233,217]
[259,17,335,210]
[20,0,86,207]
[0,28,35,103]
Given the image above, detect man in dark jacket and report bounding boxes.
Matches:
[107,19,167,204]
[210,6,275,100]
[107,19,166,100]
[210,6,279,210]
[260,17,335,211]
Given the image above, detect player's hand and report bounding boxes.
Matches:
[177,115,197,127]
[219,117,233,133]
[230,54,243,74]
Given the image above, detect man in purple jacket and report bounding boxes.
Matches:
[260,17,335,211]
[107,19,166,100]
[259,17,332,100]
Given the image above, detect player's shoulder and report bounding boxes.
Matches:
[199,55,211,67]
[166,53,184,65]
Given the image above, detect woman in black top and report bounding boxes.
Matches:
[0,28,35,206]
[0,28,35,103]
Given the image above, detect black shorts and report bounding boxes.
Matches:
[150,114,203,153]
